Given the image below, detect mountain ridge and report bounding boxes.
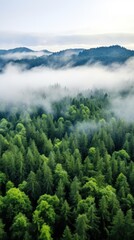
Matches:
[0,45,134,71]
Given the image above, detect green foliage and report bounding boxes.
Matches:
[76,214,89,240]
[0,92,134,239]
[3,188,32,221]
[110,209,125,240]
[62,226,72,240]
[39,224,53,240]
[0,218,6,239]
[10,213,31,240]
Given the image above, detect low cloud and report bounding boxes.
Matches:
[1,51,50,61]
[111,93,134,122]
[73,121,99,133]
[0,58,134,120]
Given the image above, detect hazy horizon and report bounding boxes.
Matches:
[0,0,134,51]
[0,42,134,52]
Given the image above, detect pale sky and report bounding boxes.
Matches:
[0,0,134,50]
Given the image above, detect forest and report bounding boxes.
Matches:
[0,89,134,240]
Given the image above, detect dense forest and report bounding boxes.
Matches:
[0,89,134,240]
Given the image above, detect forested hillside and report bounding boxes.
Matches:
[0,90,134,239]
[0,45,134,71]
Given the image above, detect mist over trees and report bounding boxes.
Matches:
[0,87,134,239]
[0,45,134,72]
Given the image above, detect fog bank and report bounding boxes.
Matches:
[0,58,134,120]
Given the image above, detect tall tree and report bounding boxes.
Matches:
[76,214,89,240]
[10,213,31,240]
[110,209,125,240]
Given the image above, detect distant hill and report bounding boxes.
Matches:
[7,47,34,53]
[0,47,33,55]
[0,45,134,71]
[42,50,53,55]
[73,45,134,66]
